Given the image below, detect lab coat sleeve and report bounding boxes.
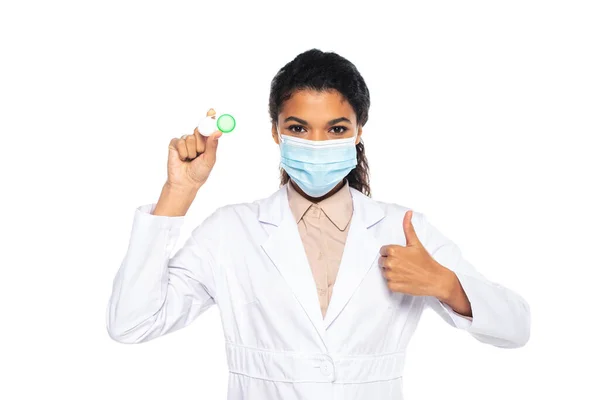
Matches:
[106,203,222,344]
[419,213,531,348]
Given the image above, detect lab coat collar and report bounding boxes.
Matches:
[258,184,384,229]
[258,184,386,348]
[286,179,353,231]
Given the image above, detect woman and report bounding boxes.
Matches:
[106,48,530,400]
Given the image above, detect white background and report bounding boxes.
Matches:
[1,0,598,399]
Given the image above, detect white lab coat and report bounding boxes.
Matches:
[106,185,530,400]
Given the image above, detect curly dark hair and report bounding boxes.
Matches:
[268,48,372,197]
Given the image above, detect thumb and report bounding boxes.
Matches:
[202,130,223,163]
[403,210,421,247]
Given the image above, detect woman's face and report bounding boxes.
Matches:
[271,89,363,144]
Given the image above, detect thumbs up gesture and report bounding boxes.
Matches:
[379,210,453,299]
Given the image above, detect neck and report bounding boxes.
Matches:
[290,179,346,203]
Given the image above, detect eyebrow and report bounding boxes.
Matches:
[284,116,351,126]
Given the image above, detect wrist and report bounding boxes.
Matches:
[153,182,199,216]
[164,180,202,195]
[436,265,458,303]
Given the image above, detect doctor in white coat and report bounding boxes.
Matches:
[106,48,531,400]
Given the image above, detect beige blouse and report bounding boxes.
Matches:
[286,180,353,319]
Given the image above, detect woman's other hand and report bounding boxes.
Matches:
[378,210,454,299]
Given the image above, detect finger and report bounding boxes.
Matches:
[379,245,398,257]
[168,138,182,162]
[176,136,189,160]
[381,266,394,281]
[380,257,398,272]
[379,245,389,256]
[184,134,197,159]
[194,127,206,154]
[403,210,421,247]
[387,281,403,293]
[378,256,391,269]
[206,108,216,117]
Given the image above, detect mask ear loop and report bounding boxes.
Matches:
[352,126,360,144]
[277,126,285,145]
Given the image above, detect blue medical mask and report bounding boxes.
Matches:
[277,129,358,198]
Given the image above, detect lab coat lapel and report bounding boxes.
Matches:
[323,187,386,330]
[259,186,328,347]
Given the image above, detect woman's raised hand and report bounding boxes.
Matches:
[167,109,223,191]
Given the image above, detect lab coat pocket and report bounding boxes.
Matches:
[224,263,260,309]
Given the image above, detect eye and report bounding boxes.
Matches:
[287,124,306,134]
[330,126,349,135]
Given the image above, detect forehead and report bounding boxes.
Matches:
[280,89,356,123]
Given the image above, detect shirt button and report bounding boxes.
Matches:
[320,360,333,376]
